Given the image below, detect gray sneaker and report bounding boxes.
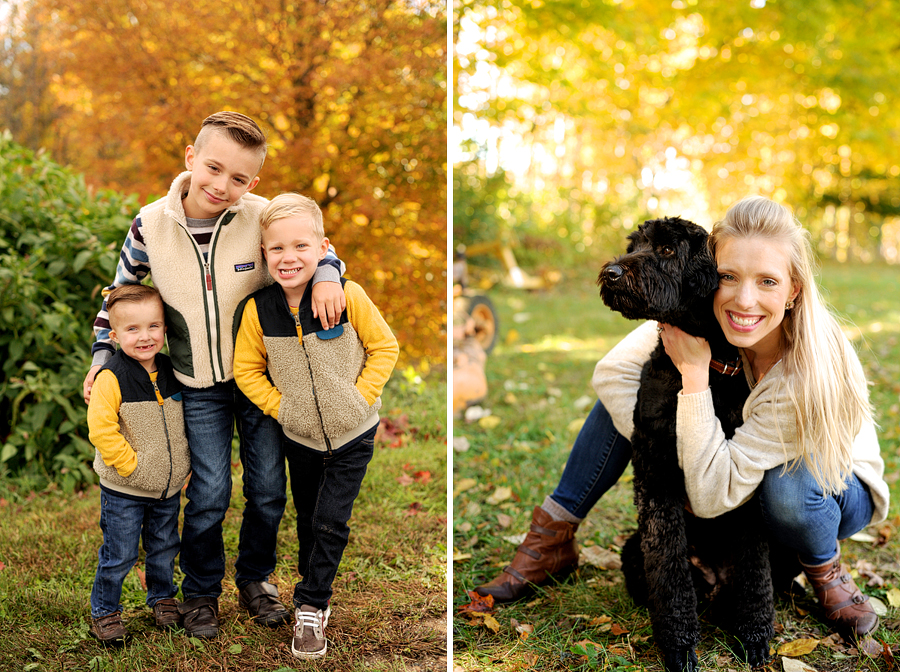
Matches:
[291,604,331,659]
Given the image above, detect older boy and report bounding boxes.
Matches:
[83,112,347,638]
[88,285,190,644]
[234,193,398,659]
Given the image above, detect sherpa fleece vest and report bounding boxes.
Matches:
[92,352,191,499]
[252,280,380,451]
[140,172,271,387]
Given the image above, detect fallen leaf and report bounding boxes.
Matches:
[0,561,5,571]
[579,546,622,570]
[857,635,882,657]
[849,531,878,543]
[454,478,477,498]
[413,470,431,484]
[452,436,470,452]
[855,559,885,587]
[452,550,472,562]
[228,643,242,654]
[458,590,494,614]
[870,595,888,616]
[610,623,629,636]
[778,638,819,657]
[608,645,631,656]
[134,565,147,590]
[486,486,513,505]
[884,640,896,670]
[885,587,900,608]
[496,513,512,528]
[396,473,414,486]
[404,502,422,516]
[482,614,501,633]
[501,532,526,545]
[478,415,501,430]
[588,615,612,627]
[781,657,817,672]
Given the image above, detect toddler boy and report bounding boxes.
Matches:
[87,284,190,644]
[234,193,399,659]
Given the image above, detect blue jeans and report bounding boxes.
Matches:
[550,400,874,561]
[759,461,874,565]
[284,425,377,610]
[179,381,287,599]
[90,489,180,618]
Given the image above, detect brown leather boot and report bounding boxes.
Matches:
[475,505,578,603]
[802,548,878,637]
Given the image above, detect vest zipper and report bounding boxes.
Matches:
[292,310,333,454]
[153,379,175,500]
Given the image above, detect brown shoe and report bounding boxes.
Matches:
[153,598,181,629]
[239,581,291,627]
[802,548,878,637]
[475,505,578,603]
[89,611,127,645]
[178,596,219,639]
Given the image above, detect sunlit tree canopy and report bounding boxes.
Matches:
[454,0,900,263]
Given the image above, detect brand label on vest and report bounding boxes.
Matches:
[234,262,255,272]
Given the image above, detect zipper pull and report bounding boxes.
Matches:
[205,263,212,291]
[152,381,164,406]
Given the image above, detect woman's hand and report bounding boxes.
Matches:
[658,323,711,394]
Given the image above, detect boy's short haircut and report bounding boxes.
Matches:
[259,193,325,240]
[194,111,268,173]
[106,285,165,327]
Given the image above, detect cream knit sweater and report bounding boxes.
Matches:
[592,321,889,524]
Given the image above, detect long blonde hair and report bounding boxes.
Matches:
[709,196,872,495]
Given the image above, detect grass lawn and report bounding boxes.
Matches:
[453,259,900,672]
[0,371,448,672]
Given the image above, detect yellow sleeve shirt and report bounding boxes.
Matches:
[233,281,399,419]
[86,368,159,477]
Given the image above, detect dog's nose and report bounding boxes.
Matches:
[604,264,624,281]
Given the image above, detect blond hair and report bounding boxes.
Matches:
[259,193,325,240]
[709,195,872,495]
[194,111,267,173]
[106,284,165,328]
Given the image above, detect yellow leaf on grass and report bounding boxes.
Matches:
[886,586,900,607]
[567,418,586,434]
[479,415,501,429]
[781,657,818,672]
[482,614,501,633]
[486,486,513,505]
[778,638,819,657]
[452,550,472,562]
[454,478,477,498]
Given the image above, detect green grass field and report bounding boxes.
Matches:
[0,371,448,672]
[453,260,900,672]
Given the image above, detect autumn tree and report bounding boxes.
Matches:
[455,0,900,262]
[4,0,447,362]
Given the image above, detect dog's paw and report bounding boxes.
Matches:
[741,641,772,668]
[663,647,698,672]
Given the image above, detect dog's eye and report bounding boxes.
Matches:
[660,245,675,256]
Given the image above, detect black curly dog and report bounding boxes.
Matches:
[598,217,780,672]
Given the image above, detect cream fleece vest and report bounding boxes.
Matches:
[140,172,270,388]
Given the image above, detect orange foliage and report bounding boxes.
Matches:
[35,0,447,364]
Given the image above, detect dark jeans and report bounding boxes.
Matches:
[285,425,377,610]
[90,489,180,618]
[179,381,287,599]
[550,400,874,560]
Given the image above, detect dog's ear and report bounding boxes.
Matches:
[683,245,719,297]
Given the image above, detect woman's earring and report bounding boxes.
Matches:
[785,299,795,310]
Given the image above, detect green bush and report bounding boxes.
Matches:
[0,132,138,491]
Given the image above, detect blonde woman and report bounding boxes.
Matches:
[477,196,888,638]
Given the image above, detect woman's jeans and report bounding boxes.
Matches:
[549,400,874,564]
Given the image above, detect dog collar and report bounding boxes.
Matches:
[709,357,743,376]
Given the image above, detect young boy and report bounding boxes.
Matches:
[82,112,347,638]
[233,193,399,659]
[87,285,190,644]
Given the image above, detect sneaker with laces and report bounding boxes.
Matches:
[89,611,128,645]
[291,604,331,659]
